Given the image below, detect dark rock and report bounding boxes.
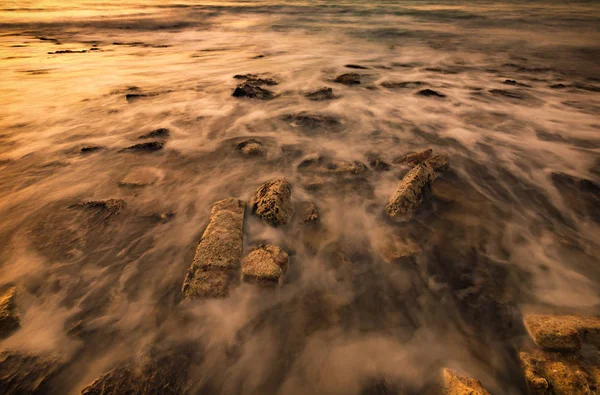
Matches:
[385,163,435,220]
[283,112,341,132]
[232,83,274,100]
[504,79,530,87]
[70,199,126,219]
[393,149,433,166]
[236,139,265,157]
[123,141,164,152]
[0,287,19,339]
[0,352,62,394]
[345,64,369,69]
[442,368,490,395]
[416,89,446,98]
[298,153,325,169]
[125,93,154,102]
[251,179,294,227]
[182,198,246,299]
[524,315,600,351]
[80,145,105,154]
[138,128,170,139]
[118,168,160,188]
[381,81,425,89]
[425,154,450,171]
[302,202,320,223]
[241,245,289,286]
[489,89,525,99]
[572,82,600,92]
[48,50,87,54]
[366,153,391,172]
[305,87,336,101]
[550,83,567,89]
[334,73,361,85]
[233,74,278,86]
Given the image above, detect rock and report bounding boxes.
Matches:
[118,168,160,188]
[283,112,341,132]
[334,73,361,85]
[251,179,294,227]
[236,139,265,157]
[393,149,433,166]
[182,198,246,299]
[48,49,87,54]
[504,79,530,87]
[123,141,164,152]
[519,352,550,395]
[80,145,105,154]
[138,128,170,139]
[302,202,319,223]
[524,315,600,351]
[298,155,368,176]
[366,153,391,171]
[385,163,435,219]
[381,81,425,89]
[425,154,450,171]
[0,287,19,339]
[232,83,274,100]
[550,83,567,89]
[416,89,446,98]
[345,64,369,69]
[0,352,62,394]
[442,368,490,395]
[241,245,289,285]
[233,74,278,86]
[488,89,526,99]
[125,93,156,102]
[373,234,420,265]
[70,199,126,220]
[305,87,336,101]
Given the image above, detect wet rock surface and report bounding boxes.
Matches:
[138,128,170,139]
[182,198,246,299]
[334,72,361,85]
[241,245,289,285]
[233,74,278,86]
[524,315,600,351]
[416,88,446,98]
[393,149,433,166]
[442,368,490,395]
[232,83,274,100]
[80,145,105,154]
[0,287,19,339]
[122,141,164,152]
[305,87,336,101]
[385,162,436,219]
[251,179,294,227]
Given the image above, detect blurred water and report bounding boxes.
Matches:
[0,1,599,394]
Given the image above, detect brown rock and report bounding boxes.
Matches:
[251,179,294,227]
[393,149,433,166]
[519,352,550,395]
[232,83,274,100]
[236,139,265,157]
[334,73,361,85]
[305,87,336,101]
[182,198,245,299]
[0,287,19,339]
[524,315,600,351]
[442,368,490,395]
[0,351,61,394]
[425,154,450,171]
[385,163,435,219]
[543,355,592,394]
[241,245,289,286]
[302,202,319,223]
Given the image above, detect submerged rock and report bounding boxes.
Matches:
[334,73,361,85]
[0,287,19,339]
[233,74,278,86]
[524,315,600,351]
[80,145,105,154]
[0,351,62,394]
[251,179,294,227]
[283,112,342,132]
[366,153,391,172]
[442,368,490,395]
[302,201,320,223]
[305,87,336,101]
[345,64,369,69]
[118,167,160,188]
[232,83,274,100]
[236,139,265,157]
[381,81,425,89]
[385,163,435,219]
[138,128,170,139]
[488,89,526,100]
[182,198,246,299]
[123,141,164,152]
[393,149,433,166]
[70,199,126,220]
[241,245,289,286]
[416,89,446,98]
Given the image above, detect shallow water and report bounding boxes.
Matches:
[0,1,599,393]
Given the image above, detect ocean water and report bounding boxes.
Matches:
[0,1,599,393]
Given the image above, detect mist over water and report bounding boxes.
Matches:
[0,0,599,393]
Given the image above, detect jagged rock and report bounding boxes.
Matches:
[334,73,361,85]
[393,149,433,166]
[385,163,435,219]
[138,128,170,139]
[426,154,450,171]
[241,245,289,286]
[236,139,265,157]
[80,145,105,154]
[0,287,19,339]
[233,74,278,86]
[366,153,391,171]
[305,87,336,101]
[80,352,188,395]
[417,89,446,98]
[182,198,245,299]
[232,83,274,100]
[519,352,550,395]
[123,141,164,152]
[0,352,61,394]
[524,315,600,351]
[442,368,490,395]
[251,179,294,227]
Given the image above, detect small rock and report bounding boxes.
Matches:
[241,245,289,285]
[344,64,369,69]
[123,141,164,152]
[550,83,567,89]
[504,79,530,87]
[385,163,435,219]
[425,154,450,171]
[442,368,490,395]
[334,73,361,85]
[488,89,525,99]
[233,74,278,86]
[118,168,160,188]
[138,128,170,139]
[70,199,126,219]
[366,153,391,172]
[302,202,320,223]
[416,89,446,98]
[125,93,154,102]
[284,112,341,132]
[0,287,19,339]
[251,179,294,227]
[236,139,265,157]
[81,145,105,154]
[48,49,87,54]
[305,87,336,101]
[182,198,246,299]
[232,83,274,100]
[393,149,433,166]
[524,315,600,351]
[381,81,425,89]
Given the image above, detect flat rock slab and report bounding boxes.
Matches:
[241,245,289,286]
[385,163,435,219]
[251,179,294,227]
[442,368,490,395]
[524,315,600,351]
[182,198,245,299]
[0,287,19,339]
